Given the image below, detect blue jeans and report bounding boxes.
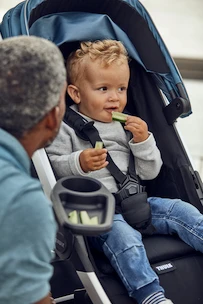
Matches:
[89,197,203,304]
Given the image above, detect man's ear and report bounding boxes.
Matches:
[67,85,81,104]
[44,106,60,132]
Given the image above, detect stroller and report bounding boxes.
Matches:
[1,0,203,303]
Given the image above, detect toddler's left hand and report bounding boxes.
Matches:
[124,115,149,143]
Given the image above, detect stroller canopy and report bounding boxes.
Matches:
[1,0,191,117]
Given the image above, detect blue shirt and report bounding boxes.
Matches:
[0,129,56,304]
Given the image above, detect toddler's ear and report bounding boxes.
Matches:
[67,85,81,104]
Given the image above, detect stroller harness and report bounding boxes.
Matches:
[2,1,203,303]
[64,107,153,232]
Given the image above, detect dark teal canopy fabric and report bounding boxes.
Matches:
[0,0,191,116]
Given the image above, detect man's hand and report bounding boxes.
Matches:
[79,148,108,173]
[124,115,149,143]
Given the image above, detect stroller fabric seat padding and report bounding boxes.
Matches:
[90,235,196,275]
[1,0,203,303]
[29,12,146,67]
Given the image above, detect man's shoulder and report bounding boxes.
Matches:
[0,160,42,199]
[0,163,55,304]
[0,160,53,225]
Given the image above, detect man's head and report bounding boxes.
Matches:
[0,36,66,142]
[67,40,130,122]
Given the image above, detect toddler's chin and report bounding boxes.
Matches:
[104,118,113,123]
[95,115,113,123]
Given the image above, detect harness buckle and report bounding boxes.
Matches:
[115,175,145,204]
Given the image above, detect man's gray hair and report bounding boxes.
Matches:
[0,35,66,137]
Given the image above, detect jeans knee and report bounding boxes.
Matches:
[102,222,143,256]
[149,197,191,218]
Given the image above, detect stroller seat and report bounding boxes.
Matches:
[89,234,202,303]
[1,0,203,303]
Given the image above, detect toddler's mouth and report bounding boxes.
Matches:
[105,107,119,113]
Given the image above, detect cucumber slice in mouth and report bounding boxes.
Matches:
[112,111,128,123]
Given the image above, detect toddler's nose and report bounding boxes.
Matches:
[109,90,119,101]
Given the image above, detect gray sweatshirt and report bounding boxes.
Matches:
[47,105,163,193]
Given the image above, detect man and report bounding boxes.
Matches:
[0,36,67,304]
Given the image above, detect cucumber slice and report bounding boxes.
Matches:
[79,211,90,224]
[95,141,103,149]
[79,211,99,225]
[68,210,78,224]
[112,111,128,123]
[90,216,99,225]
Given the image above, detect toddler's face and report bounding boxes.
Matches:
[74,59,130,122]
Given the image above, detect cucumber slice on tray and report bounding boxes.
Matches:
[68,210,78,224]
[68,210,99,225]
[112,111,128,123]
[80,211,99,225]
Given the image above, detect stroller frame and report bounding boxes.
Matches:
[1,0,203,303]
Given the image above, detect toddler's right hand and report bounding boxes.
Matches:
[79,148,109,173]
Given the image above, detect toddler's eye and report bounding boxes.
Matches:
[118,87,127,92]
[98,87,107,91]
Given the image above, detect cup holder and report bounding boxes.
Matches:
[51,176,115,236]
[62,177,101,192]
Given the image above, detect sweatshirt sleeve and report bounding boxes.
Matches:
[46,122,90,178]
[129,132,163,180]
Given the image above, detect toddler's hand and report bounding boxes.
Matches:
[124,115,149,143]
[79,148,109,173]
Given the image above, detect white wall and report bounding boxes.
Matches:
[139,0,203,59]
[0,0,21,20]
[139,0,203,178]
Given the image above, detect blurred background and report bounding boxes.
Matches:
[139,0,203,179]
[0,0,203,178]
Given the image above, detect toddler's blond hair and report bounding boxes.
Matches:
[67,39,128,84]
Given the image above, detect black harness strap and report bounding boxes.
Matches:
[63,108,153,233]
[82,121,127,185]
[63,108,138,186]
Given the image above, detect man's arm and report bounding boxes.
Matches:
[0,181,57,304]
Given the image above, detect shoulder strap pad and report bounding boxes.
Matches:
[63,107,138,185]
[63,107,91,141]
